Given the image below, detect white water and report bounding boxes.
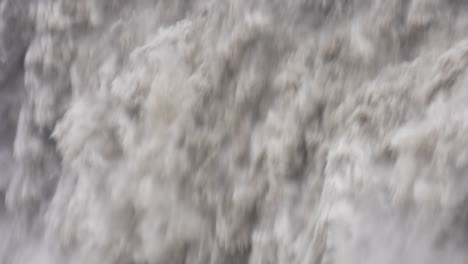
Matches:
[2,0,468,263]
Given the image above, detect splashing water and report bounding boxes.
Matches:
[2,0,468,263]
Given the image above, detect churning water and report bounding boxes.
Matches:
[2,0,468,263]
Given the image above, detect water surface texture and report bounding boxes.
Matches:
[2,0,468,263]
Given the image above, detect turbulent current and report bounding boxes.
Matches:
[2,0,468,263]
